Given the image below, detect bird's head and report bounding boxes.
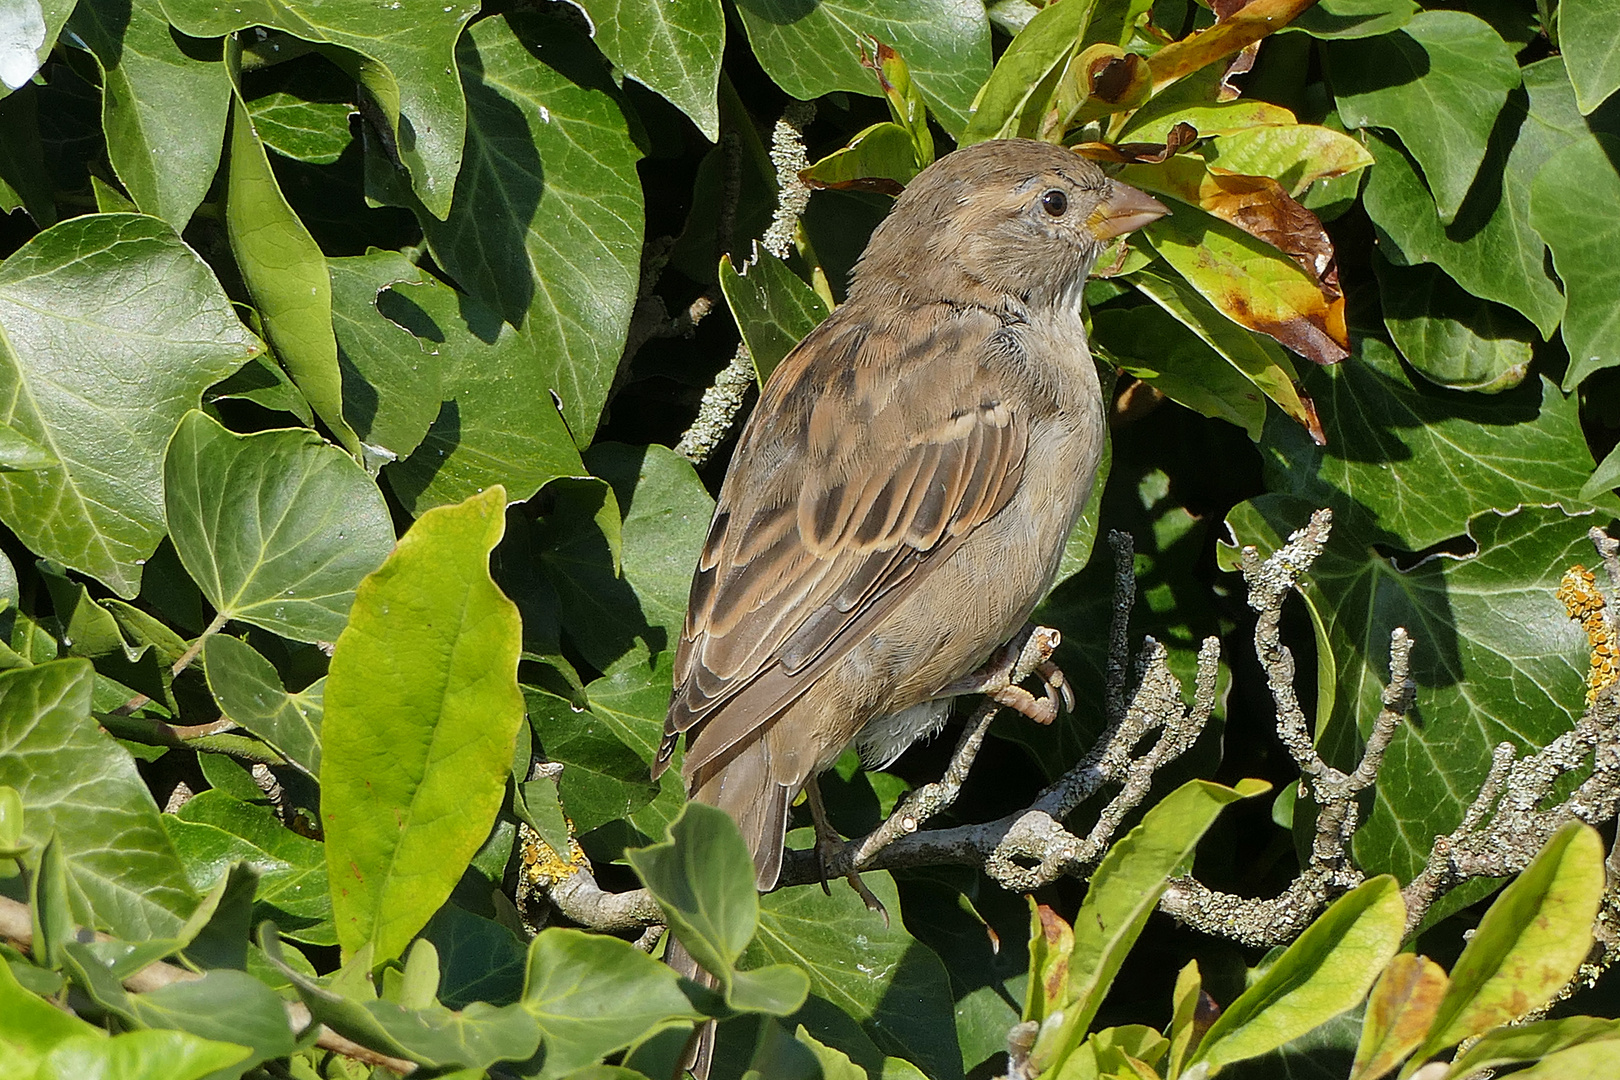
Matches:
[849,138,1168,312]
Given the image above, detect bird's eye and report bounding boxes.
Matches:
[1041,189,1068,216]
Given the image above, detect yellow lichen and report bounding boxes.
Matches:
[519,823,589,884]
[1558,565,1617,705]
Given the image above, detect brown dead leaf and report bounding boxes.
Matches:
[1073,121,1200,163]
[1147,0,1324,93]
[1121,157,1343,304]
[1350,955,1449,1080]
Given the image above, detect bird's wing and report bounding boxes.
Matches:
[658,303,1029,779]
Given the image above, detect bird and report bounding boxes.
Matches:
[654,138,1167,1076]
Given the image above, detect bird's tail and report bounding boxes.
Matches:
[665,935,718,1079]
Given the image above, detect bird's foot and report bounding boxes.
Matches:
[942,625,1072,725]
[804,776,889,926]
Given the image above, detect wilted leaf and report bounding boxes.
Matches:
[1146,0,1322,94]
[801,122,918,195]
[1349,954,1447,1080]
[1128,262,1322,441]
[1142,204,1349,366]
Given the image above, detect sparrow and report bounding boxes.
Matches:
[655,138,1166,1076]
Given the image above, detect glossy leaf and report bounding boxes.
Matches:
[734,0,991,138]
[322,485,525,962]
[327,251,442,469]
[66,0,229,229]
[1191,877,1404,1070]
[260,927,541,1070]
[574,0,724,139]
[169,789,333,946]
[1359,57,1601,340]
[0,214,258,597]
[1417,822,1606,1057]
[406,13,644,448]
[162,0,476,218]
[1441,1015,1620,1079]
[1287,0,1415,39]
[0,660,197,939]
[1092,305,1266,439]
[379,272,589,516]
[1119,65,1296,144]
[801,122,921,196]
[960,0,1097,145]
[519,928,702,1079]
[0,0,75,94]
[1128,263,1320,441]
[163,411,395,643]
[1033,779,1266,1075]
[226,94,357,454]
[202,634,323,776]
[1374,255,1533,393]
[627,802,759,982]
[1561,0,1620,114]
[1529,133,1620,389]
[1206,124,1374,197]
[1329,11,1520,223]
[718,252,831,386]
[37,1029,250,1080]
[747,865,963,1080]
[1349,954,1447,1080]
[525,685,660,835]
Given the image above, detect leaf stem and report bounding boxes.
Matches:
[111,610,232,717]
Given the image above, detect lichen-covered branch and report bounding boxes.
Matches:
[676,105,816,466]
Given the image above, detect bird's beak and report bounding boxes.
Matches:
[1087,181,1170,241]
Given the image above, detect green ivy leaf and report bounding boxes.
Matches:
[0,214,258,597]
[1329,11,1520,223]
[574,0,724,139]
[718,252,831,386]
[1360,57,1606,340]
[1559,0,1620,114]
[519,928,702,1079]
[0,659,197,938]
[1373,254,1533,393]
[66,0,230,228]
[1093,306,1266,440]
[400,13,644,448]
[163,410,395,644]
[322,486,525,963]
[1529,133,1620,389]
[168,789,333,946]
[327,251,442,468]
[161,0,476,218]
[202,634,323,776]
[747,868,965,1080]
[526,685,661,835]
[1286,0,1415,40]
[735,0,991,139]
